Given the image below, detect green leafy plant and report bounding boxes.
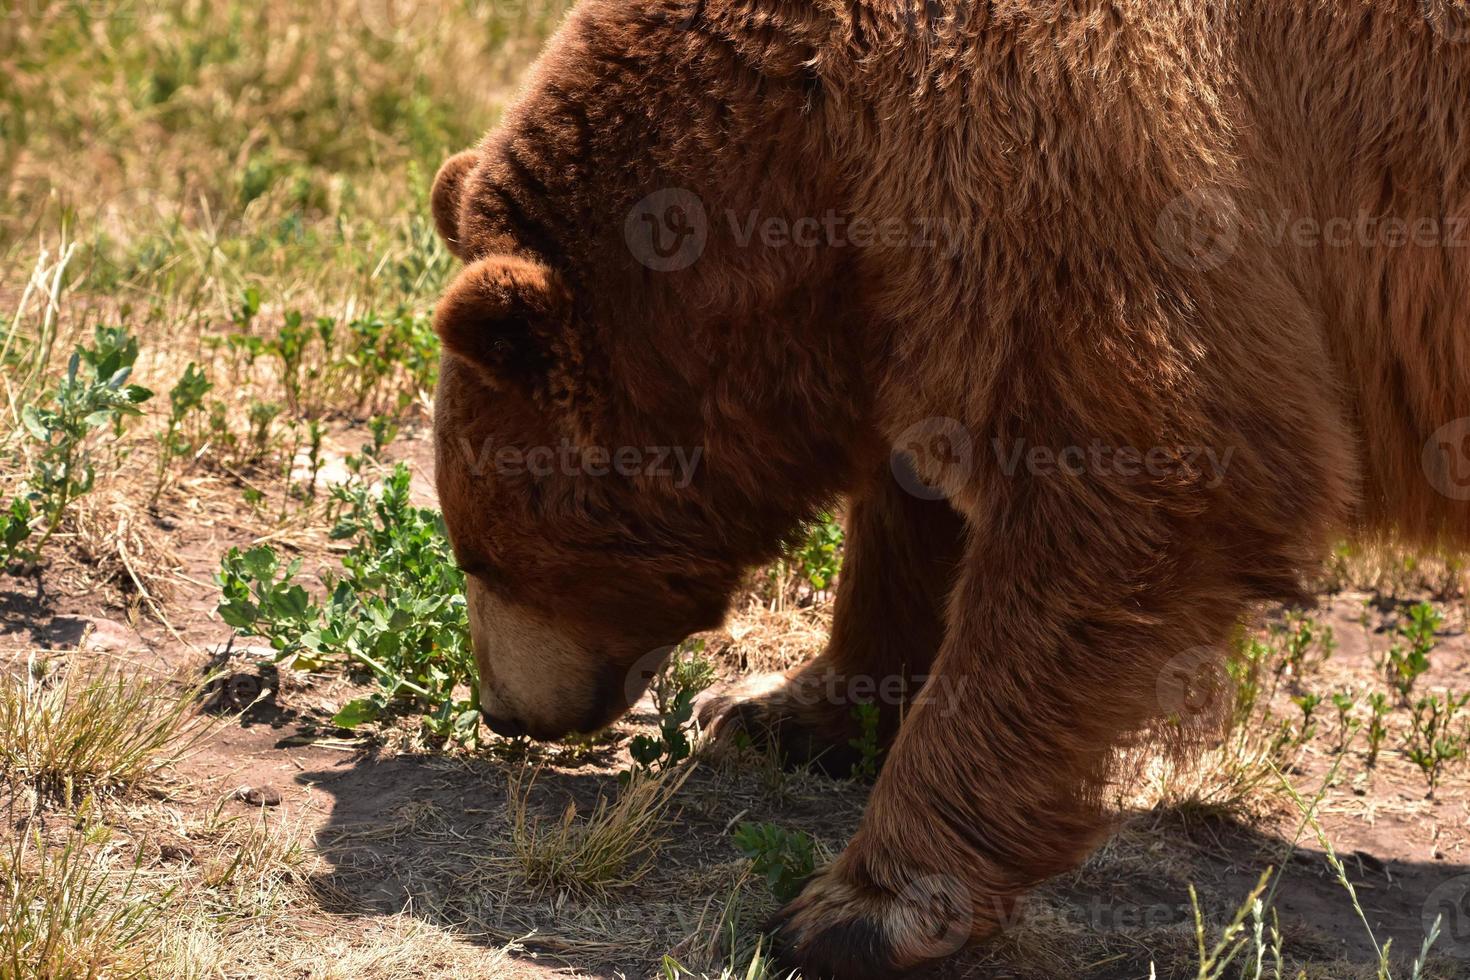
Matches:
[152,361,212,503]
[627,640,715,777]
[229,306,439,417]
[1275,614,1335,686]
[216,546,321,657]
[1404,691,1468,795]
[848,703,881,781]
[789,513,844,591]
[1329,691,1359,753]
[11,326,153,557]
[1365,692,1390,767]
[1386,602,1441,702]
[323,464,475,738]
[216,464,477,741]
[733,822,817,904]
[0,499,33,566]
[1290,692,1322,747]
[246,400,280,459]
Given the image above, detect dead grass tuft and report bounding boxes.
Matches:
[0,656,215,806]
[507,766,692,901]
[0,804,162,980]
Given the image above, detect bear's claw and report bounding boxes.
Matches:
[767,864,904,980]
[699,687,870,777]
[767,856,982,979]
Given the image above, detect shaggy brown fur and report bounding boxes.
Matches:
[429,1,1470,975]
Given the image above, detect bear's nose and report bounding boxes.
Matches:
[480,708,527,738]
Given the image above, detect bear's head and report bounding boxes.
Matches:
[431,244,748,740]
[426,23,869,739]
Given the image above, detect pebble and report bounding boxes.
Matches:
[159,842,195,862]
[233,784,282,807]
[82,617,141,652]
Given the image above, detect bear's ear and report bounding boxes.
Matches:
[431,149,480,261]
[434,254,573,391]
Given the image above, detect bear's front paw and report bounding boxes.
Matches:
[698,680,869,777]
[767,856,980,980]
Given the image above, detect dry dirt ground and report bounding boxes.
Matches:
[2,422,1468,979]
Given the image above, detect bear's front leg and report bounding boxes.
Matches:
[769,490,1271,977]
[701,466,963,775]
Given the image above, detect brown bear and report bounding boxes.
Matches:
[429,1,1470,975]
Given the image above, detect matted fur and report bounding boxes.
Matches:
[430,2,1470,975]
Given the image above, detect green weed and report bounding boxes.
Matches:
[1386,602,1441,702]
[847,703,881,781]
[627,640,716,777]
[1404,691,1468,795]
[1329,691,1359,753]
[216,463,477,741]
[5,326,152,560]
[732,822,817,904]
[152,361,212,504]
[1365,692,1390,767]
[789,513,844,591]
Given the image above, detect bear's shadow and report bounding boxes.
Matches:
[297,748,1470,978]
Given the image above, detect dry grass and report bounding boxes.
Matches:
[0,806,162,980]
[0,656,215,806]
[507,765,693,901]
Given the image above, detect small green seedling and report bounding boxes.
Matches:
[848,703,881,781]
[1330,692,1359,752]
[152,361,212,503]
[246,400,280,459]
[303,419,324,498]
[1365,692,1390,767]
[1290,692,1322,746]
[626,641,715,778]
[1405,691,1468,795]
[1386,602,1441,702]
[14,327,153,556]
[733,821,817,904]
